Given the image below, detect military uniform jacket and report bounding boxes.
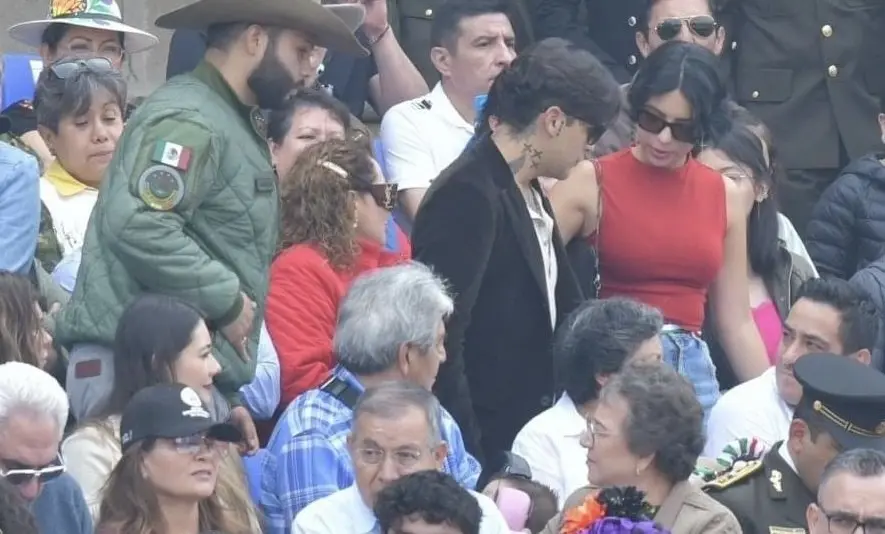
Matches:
[706,444,814,534]
[56,61,278,403]
[529,0,646,83]
[720,0,884,170]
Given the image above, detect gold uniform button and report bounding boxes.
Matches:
[751,90,760,99]
[424,8,433,16]
[828,65,838,77]
[821,24,833,37]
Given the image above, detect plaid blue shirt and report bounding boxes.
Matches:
[259,365,481,534]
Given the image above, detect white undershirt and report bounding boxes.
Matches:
[522,186,557,329]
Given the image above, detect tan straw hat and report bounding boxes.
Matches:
[9,0,159,53]
[155,0,368,57]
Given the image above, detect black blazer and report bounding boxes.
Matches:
[411,134,584,465]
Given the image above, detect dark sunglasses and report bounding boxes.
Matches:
[0,455,65,486]
[49,57,114,80]
[636,109,696,143]
[367,183,397,211]
[655,15,718,41]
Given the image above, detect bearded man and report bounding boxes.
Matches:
[55,0,367,451]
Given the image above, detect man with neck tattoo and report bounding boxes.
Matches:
[410,37,621,469]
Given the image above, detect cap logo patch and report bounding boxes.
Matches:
[180,387,210,419]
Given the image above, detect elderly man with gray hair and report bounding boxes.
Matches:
[294,381,509,534]
[0,362,91,534]
[260,262,481,534]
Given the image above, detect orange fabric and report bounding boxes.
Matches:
[265,237,408,408]
[591,149,727,330]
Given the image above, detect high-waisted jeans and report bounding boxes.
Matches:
[660,326,720,427]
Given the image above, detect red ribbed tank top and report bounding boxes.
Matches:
[589,149,727,330]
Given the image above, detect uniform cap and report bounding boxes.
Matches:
[119,383,241,453]
[794,353,885,452]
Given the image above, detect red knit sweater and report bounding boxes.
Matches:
[265,234,410,408]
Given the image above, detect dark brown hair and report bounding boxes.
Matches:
[277,138,377,270]
[0,272,41,367]
[96,441,254,534]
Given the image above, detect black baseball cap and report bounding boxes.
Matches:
[120,383,242,452]
[794,354,885,452]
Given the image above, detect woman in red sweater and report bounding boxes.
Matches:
[551,42,768,422]
[266,138,406,408]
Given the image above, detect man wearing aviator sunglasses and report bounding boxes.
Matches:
[0,362,92,534]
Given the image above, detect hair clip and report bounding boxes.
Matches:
[319,160,348,178]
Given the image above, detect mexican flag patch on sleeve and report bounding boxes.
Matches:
[152,141,192,171]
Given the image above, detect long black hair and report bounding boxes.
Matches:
[628,40,727,144]
[706,105,781,278]
[98,294,207,419]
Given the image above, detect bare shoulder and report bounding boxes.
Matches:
[550,160,599,201]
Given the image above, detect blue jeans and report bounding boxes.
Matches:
[660,329,720,427]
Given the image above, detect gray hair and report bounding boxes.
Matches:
[556,297,663,405]
[34,57,127,133]
[599,363,704,483]
[0,362,68,441]
[334,262,453,375]
[353,381,444,446]
[818,449,885,498]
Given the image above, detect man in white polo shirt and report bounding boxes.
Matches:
[293,381,509,534]
[379,0,516,227]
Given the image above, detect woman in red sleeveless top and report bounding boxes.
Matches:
[551,42,768,422]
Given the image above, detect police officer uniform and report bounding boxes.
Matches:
[704,354,885,534]
[719,0,885,236]
[529,0,646,83]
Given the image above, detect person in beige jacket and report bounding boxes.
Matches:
[540,363,741,534]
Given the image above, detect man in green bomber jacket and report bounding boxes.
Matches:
[55,0,368,451]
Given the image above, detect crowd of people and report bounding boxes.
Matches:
[2,0,885,533]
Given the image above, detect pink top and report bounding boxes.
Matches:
[752,300,782,365]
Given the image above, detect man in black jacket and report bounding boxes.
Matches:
[720,0,884,237]
[411,37,620,467]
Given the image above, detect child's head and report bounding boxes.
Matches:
[482,475,559,533]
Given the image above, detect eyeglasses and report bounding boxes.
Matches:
[0,455,65,486]
[655,15,718,41]
[818,505,885,534]
[636,109,696,143]
[368,183,397,211]
[583,420,613,448]
[168,433,228,456]
[355,446,427,469]
[57,42,124,62]
[49,57,114,80]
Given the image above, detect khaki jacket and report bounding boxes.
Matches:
[541,481,742,534]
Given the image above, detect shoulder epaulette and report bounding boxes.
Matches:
[703,459,763,492]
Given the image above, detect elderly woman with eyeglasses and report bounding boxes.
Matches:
[3,0,157,170]
[32,56,125,272]
[540,363,741,534]
[265,138,406,413]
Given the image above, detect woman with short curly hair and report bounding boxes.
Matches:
[541,363,741,533]
[266,138,406,409]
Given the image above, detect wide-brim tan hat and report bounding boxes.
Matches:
[155,0,368,57]
[8,0,159,54]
